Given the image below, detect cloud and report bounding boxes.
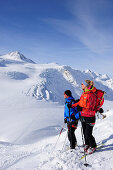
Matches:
[45,0,113,56]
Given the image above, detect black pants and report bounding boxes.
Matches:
[67,121,78,149]
[81,116,96,148]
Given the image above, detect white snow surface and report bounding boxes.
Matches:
[0,52,113,169]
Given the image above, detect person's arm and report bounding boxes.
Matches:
[64,105,67,119]
[64,102,68,123]
[71,101,79,108]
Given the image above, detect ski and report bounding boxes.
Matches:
[80,143,105,160]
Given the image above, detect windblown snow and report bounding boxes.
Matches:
[0,51,113,170]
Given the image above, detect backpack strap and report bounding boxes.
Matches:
[65,98,78,105]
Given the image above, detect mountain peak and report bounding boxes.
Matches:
[1,51,35,64]
[85,69,92,73]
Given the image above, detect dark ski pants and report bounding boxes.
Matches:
[82,121,97,148]
[67,123,77,149]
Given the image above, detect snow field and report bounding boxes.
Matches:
[0,112,113,170]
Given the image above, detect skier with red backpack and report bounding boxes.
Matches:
[70,80,105,154]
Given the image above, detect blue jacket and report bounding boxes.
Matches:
[64,96,80,122]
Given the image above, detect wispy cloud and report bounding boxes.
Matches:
[46,0,113,56]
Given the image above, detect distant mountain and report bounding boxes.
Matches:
[0,51,113,104]
[0,51,35,65]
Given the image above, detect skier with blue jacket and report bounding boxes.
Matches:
[64,90,80,149]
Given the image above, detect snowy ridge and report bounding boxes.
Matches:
[1,51,113,103]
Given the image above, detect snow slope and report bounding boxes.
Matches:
[0,102,113,170]
[0,51,113,169]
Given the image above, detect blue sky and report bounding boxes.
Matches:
[0,0,113,77]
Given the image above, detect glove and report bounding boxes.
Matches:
[76,105,82,111]
[99,108,104,113]
[67,103,72,108]
[64,118,67,123]
[71,114,76,120]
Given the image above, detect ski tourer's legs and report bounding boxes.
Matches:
[67,124,77,149]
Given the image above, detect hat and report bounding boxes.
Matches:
[64,90,72,97]
[83,80,94,88]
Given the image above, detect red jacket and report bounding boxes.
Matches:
[72,87,97,117]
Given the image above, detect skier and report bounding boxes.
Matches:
[71,80,98,154]
[64,90,80,149]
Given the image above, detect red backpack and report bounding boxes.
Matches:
[94,89,105,112]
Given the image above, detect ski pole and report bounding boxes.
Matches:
[97,110,106,119]
[100,112,106,119]
[81,126,90,167]
[53,125,65,151]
